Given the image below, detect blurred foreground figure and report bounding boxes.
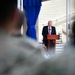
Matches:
[34,21,75,75]
[0,0,46,75]
[1,0,75,75]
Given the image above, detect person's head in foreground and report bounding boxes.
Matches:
[0,0,24,34]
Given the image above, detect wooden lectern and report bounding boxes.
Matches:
[47,35,60,50]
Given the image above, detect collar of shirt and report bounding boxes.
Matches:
[48,26,52,30]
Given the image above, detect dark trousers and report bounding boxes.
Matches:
[43,40,55,51]
[43,40,55,54]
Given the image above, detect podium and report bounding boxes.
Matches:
[47,35,60,50]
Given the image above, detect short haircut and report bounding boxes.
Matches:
[0,0,17,24]
[48,20,52,23]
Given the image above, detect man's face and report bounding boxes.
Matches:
[48,21,52,27]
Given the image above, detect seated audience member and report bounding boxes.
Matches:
[0,0,46,75]
[34,21,75,75]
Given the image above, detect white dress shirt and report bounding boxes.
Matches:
[48,26,52,34]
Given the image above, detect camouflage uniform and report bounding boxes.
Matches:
[1,31,75,75]
[35,42,75,75]
[0,31,46,75]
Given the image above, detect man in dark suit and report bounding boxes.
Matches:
[42,21,56,51]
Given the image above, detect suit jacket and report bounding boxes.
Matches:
[42,26,56,47]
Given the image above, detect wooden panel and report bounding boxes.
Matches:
[47,35,60,40]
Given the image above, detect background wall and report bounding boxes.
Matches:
[37,0,75,43]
